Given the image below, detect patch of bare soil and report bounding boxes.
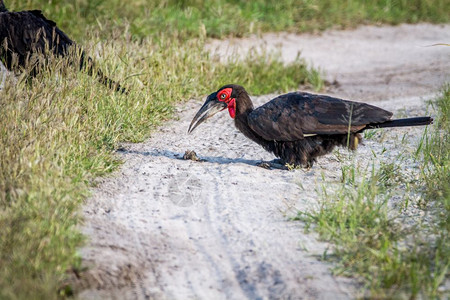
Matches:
[75,24,449,299]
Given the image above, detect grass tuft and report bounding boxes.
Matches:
[417,85,450,203]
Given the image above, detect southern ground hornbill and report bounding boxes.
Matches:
[0,0,126,93]
[188,84,433,168]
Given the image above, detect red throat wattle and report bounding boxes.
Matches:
[228,98,236,119]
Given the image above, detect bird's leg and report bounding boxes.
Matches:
[305,158,316,169]
[257,159,289,170]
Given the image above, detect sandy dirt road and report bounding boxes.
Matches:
[75,24,449,299]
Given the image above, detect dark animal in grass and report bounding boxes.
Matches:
[188,84,433,169]
[0,0,126,93]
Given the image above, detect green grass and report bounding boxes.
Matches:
[6,0,449,40]
[295,87,450,298]
[417,85,450,204]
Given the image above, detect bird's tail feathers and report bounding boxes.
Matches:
[366,117,433,129]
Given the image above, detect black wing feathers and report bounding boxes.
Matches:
[29,10,56,27]
[248,92,393,142]
[0,10,73,69]
[0,8,127,93]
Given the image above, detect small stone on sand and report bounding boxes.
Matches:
[183,150,201,161]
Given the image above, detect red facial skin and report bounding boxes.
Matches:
[217,88,236,119]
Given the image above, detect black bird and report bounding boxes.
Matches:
[0,0,126,93]
[188,84,433,168]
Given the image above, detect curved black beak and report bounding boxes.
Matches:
[188,92,227,133]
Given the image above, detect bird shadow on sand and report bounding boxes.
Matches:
[117,147,270,168]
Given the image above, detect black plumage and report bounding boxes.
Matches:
[0,0,126,93]
[188,84,433,168]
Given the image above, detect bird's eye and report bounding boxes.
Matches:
[220,93,227,100]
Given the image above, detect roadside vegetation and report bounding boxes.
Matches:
[6,0,449,40]
[1,0,448,298]
[296,87,449,298]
